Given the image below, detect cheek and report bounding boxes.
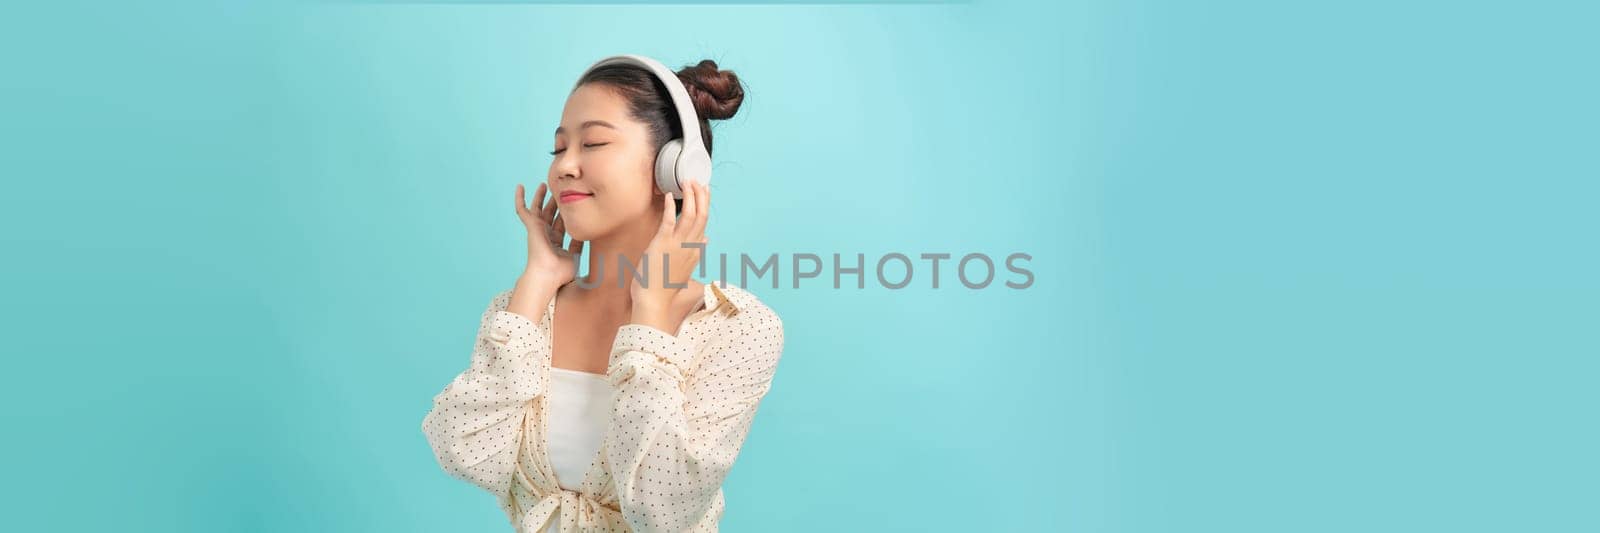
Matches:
[559,162,654,235]
[598,154,657,204]
[596,181,653,217]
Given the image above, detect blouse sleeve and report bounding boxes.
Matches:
[421,290,548,505]
[603,307,786,532]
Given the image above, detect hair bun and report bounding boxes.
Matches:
[676,59,745,121]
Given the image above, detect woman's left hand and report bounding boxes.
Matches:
[630,180,709,333]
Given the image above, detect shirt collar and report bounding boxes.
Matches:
[701,281,740,317]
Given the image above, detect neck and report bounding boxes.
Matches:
[575,204,662,305]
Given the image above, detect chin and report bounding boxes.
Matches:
[563,223,601,243]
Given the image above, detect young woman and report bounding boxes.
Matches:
[421,56,786,533]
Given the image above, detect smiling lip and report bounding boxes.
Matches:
[558,191,593,204]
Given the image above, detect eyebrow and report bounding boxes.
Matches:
[554,120,617,135]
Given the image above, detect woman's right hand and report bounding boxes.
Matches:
[516,183,585,289]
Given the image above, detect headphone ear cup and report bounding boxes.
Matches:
[654,139,685,195]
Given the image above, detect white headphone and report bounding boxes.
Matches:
[572,54,712,196]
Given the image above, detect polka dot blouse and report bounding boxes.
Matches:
[421,281,786,532]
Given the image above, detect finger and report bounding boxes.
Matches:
[516,184,531,219]
[676,180,698,240]
[681,181,705,243]
[567,237,585,257]
[659,191,676,233]
[689,181,710,242]
[540,185,557,222]
[550,210,567,245]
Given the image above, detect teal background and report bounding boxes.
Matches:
[3,0,1595,531]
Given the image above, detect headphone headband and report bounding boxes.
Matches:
[573,54,712,195]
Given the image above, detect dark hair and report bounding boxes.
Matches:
[575,58,745,213]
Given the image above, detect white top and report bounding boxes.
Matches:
[544,366,613,533]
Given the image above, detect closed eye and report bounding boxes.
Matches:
[549,142,610,155]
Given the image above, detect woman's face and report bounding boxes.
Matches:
[547,83,660,242]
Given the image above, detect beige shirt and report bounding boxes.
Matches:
[421,282,785,532]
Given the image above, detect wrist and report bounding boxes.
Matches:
[629,304,673,334]
[518,269,566,292]
[503,273,560,324]
[628,287,670,311]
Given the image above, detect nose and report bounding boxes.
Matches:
[550,151,579,182]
